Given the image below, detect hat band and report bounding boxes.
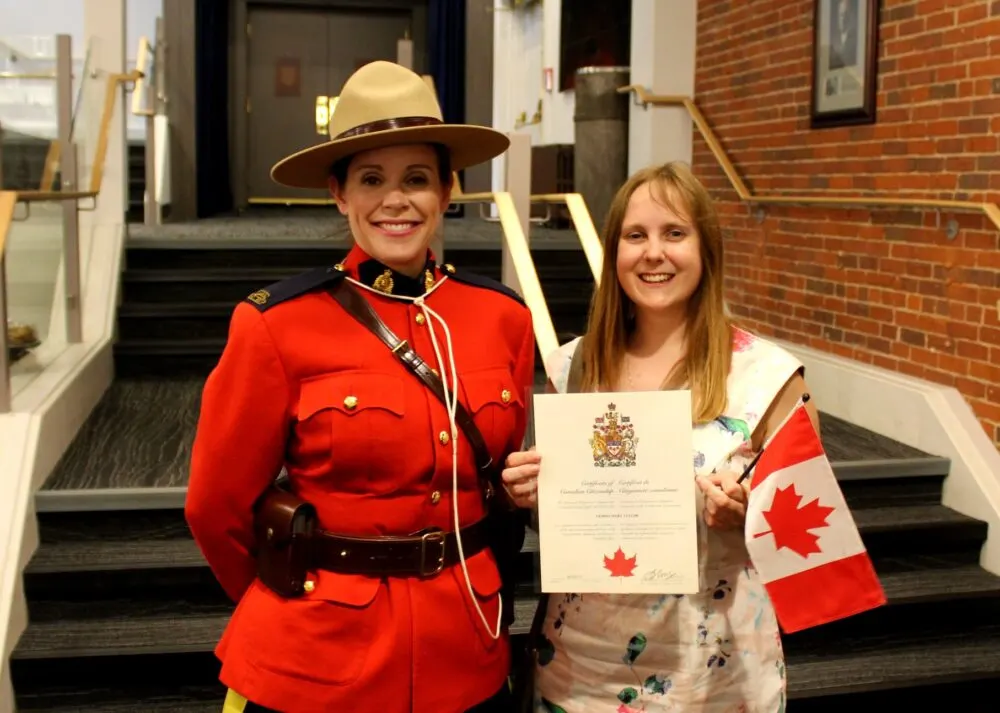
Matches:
[336,116,443,140]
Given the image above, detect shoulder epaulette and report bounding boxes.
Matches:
[244,265,346,312]
[441,263,526,307]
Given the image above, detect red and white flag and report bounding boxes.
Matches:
[745,400,886,633]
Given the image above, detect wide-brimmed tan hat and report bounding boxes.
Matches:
[271,61,510,189]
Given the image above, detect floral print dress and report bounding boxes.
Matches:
[534,329,804,713]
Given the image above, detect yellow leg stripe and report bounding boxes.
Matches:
[223,689,249,713]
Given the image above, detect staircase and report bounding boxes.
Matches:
[126,142,145,224]
[112,240,591,378]
[7,229,1000,711]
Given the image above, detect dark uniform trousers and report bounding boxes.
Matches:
[242,683,512,712]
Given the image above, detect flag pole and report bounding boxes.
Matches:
[736,393,811,485]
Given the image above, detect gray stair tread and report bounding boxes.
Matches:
[819,413,936,463]
[13,594,540,659]
[114,338,226,351]
[126,212,580,247]
[16,687,222,713]
[787,623,1000,699]
[42,374,949,495]
[17,553,1000,659]
[123,267,305,281]
[521,505,980,554]
[118,301,238,315]
[876,557,1000,602]
[28,537,203,573]
[852,503,977,531]
[42,378,203,492]
[29,503,980,573]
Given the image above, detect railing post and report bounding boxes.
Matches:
[503,132,531,295]
[144,111,157,226]
[56,33,82,343]
[144,22,165,227]
[0,253,9,413]
[152,17,166,226]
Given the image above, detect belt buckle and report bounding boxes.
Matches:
[418,529,446,576]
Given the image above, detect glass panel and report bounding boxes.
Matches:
[0,35,60,192]
[71,37,103,194]
[5,198,68,399]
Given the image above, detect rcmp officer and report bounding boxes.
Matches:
[185,61,536,713]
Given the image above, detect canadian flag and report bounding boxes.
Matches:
[745,399,886,633]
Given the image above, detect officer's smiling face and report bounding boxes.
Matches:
[330,144,452,277]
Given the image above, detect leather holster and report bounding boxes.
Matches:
[253,480,317,598]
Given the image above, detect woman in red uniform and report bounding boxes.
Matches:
[185,60,535,713]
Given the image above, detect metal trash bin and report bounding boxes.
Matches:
[573,66,630,234]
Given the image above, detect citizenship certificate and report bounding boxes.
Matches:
[532,390,699,594]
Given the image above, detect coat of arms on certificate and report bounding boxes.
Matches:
[591,403,638,467]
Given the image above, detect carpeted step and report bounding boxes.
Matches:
[11,584,542,660]
[115,297,590,342]
[786,615,1000,700]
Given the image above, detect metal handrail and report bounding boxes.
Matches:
[0,72,57,80]
[618,84,1000,232]
[530,193,603,285]
[450,190,559,362]
[9,70,141,219]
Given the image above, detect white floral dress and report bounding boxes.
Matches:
[533,329,803,713]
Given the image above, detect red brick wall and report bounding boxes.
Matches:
[694,0,1000,447]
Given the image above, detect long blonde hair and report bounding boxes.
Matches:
[578,161,733,423]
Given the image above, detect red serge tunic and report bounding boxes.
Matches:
[185,244,536,713]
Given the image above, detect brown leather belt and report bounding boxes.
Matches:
[310,517,491,577]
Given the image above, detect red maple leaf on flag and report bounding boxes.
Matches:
[603,547,637,577]
[753,484,835,557]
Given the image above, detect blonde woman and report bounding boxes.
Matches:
[502,162,820,711]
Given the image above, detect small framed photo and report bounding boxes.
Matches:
[810,0,880,129]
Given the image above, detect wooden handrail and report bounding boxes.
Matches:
[0,192,15,259]
[15,190,97,203]
[619,84,1000,232]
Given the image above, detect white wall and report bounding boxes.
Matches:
[627,0,697,174]
[0,0,157,64]
[490,0,574,192]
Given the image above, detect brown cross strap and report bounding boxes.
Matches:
[327,280,495,476]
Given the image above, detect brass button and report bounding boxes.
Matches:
[303,580,315,593]
[415,313,426,325]
[439,430,450,445]
[430,490,441,505]
[443,263,456,274]
[333,263,346,272]
[501,389,512,404]
[343,395,358,410]
[431,367,439,377]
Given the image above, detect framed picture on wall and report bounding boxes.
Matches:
[810,0,880,128]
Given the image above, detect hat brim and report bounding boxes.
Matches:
[270,124,511,190]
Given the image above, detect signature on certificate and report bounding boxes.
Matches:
[642,568,682,583]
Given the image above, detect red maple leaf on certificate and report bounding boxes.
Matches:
[754,484,835,557]
[603,547,637,577]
